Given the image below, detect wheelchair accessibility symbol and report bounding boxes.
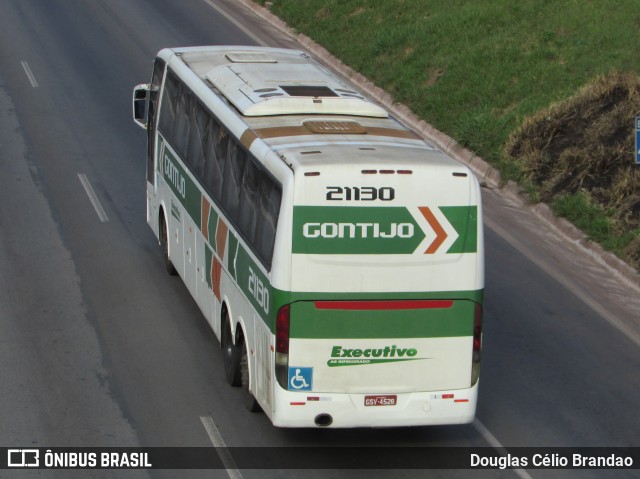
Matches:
[288,367,313,391]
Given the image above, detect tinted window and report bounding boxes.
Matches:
[158,69,282,268]
[147,58,165,185]
[172,84,190,158]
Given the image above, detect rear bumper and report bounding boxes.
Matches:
[270,382,478,428]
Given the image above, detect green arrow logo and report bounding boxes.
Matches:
[292,205,477,255]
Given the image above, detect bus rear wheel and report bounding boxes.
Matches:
[240,341,261,412]
[222,318,241,387]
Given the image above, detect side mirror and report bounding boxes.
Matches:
[132,84,150,130]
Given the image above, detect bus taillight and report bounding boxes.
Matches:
[275,304,290,389]
[471,303,482,386]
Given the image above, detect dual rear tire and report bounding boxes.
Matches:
[222,316,260,412]
[160,212,259,413]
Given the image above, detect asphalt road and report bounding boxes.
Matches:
[0,1,638,478]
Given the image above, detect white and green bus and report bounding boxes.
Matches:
[133,46,484,428]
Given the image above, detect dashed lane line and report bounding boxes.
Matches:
[200,416,244,479]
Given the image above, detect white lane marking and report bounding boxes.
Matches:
[78,174,109,223]
[486,215,640,348]
[473,419,533,479]
[21,61,39,88]
[200,0,266,46]
[200,416,244,479]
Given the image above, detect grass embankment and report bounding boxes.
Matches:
[258,0,640,270]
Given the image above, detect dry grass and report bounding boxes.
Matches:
[505,72,640,268]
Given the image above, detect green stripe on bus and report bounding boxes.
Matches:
[227,233,238,279]
[207,207,219,253]
[235,243,272,318]
[205,246,213,290]
[442,205,478,254]
[160,142,201,225]
[289,299,474,339]
[292,205,478,255]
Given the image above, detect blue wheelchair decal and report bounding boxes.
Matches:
[288,367,313,391]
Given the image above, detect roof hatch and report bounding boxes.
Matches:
[225,51,277,63]
[205,56,388,118]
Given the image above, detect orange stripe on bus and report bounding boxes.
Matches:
[212,257,222,301]
[216,219,228,259]
[419,206,448,254]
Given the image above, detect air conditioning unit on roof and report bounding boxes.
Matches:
[205,56,388,118]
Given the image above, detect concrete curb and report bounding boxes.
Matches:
[239,0,640,290]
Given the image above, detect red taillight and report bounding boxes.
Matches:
[275,305,290,389]
[276,305,290,354]
[473,303,483,353]
[471,303,482,386]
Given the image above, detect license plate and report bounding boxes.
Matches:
[364,395,397,406]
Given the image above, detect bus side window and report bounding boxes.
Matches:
[173,84,191,159]
[147,58,165,185]
[255,180,281,267]
[187,101,207,178]
[221,139,245,219]
[238,160,259,248]
[203,122,225,202]
[158,72,178,141]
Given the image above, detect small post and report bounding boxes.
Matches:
[636,116,640,165]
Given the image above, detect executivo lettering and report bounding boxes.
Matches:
[327,345,428,367]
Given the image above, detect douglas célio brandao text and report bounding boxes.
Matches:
[471,452,634,469]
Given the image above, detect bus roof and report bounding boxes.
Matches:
[160,46,472,179]
[169,46,388,117]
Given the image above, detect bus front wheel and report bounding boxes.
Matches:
[159,214,177,276]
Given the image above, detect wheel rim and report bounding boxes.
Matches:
[161,224,168,255]
[241,343,249,390]
[225,341,233,363]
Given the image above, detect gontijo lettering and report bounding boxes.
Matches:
[163,153,186,199]
[303,222,414,239]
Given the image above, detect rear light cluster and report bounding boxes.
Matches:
[275,304,290,389]
[471,302,483,386]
